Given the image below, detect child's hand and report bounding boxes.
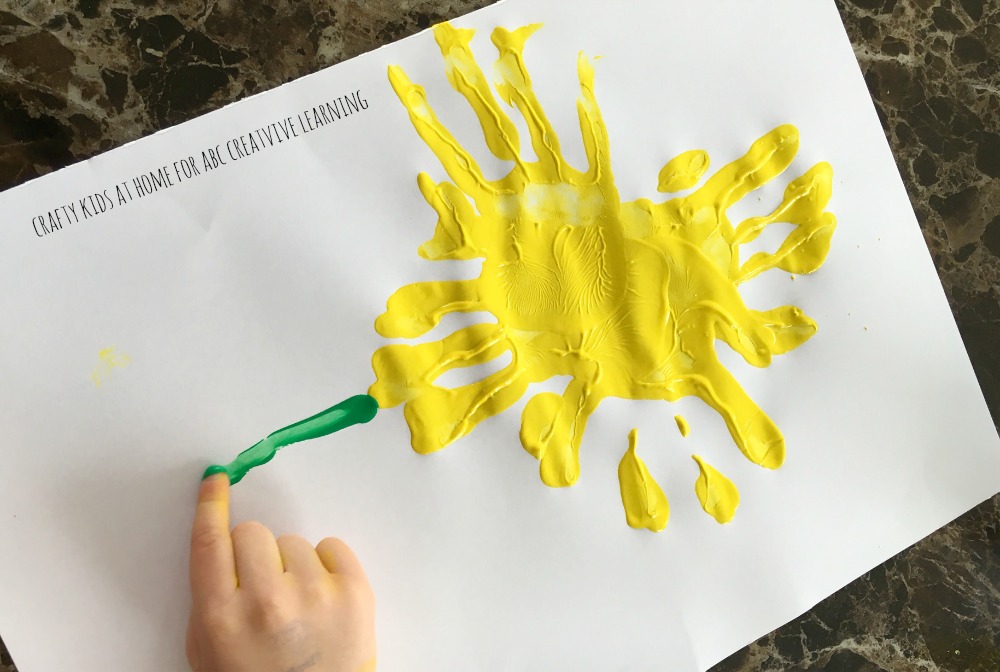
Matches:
[186,474,376,672]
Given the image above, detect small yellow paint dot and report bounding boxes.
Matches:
[789,275,795,281]
[864,326,869,331]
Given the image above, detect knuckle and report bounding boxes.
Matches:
[190,527,225,555]
[316,536,341,553]
[230,520,268,540]
[304,585,337,612]
[343,577,376,610]
[250,588,297,632]
[276,533,306,548]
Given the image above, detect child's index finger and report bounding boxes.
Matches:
[189,472,236,602]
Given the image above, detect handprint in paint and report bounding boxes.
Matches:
[370,23,835,531]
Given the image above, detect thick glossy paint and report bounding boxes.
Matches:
[204,395,379,485]
[371,22,834,529]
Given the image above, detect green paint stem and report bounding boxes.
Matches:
[203,394,379,485]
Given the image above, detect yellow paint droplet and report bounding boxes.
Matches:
[618,429,669,532]
[372,22,835,529]
[91,347,131,387]
[692,455,740,524]
[790,274,796,281]
[674,414,690,437]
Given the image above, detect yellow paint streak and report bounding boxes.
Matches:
[90,347,130,387]
[692,455,740,524]
[674,415,690,437]
[618,429,669,532]
[372,22,835,530]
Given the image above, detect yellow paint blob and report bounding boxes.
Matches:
[90,347,130,387]
[692,455,740,524]
[657,149,710,193]
[674,415,690,437]
[371,22,835,529]
[618,429,669,532]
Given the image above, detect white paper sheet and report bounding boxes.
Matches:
[1,1,998,670]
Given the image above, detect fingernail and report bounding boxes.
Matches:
[201,465,229,481]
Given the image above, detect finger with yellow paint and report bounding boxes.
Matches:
[187,475,377,672]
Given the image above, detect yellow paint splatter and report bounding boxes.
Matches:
[618,429,669,532]
[692,455,740,524]
[91,347,130,387]
[674,415,690,437]
[370,22,835,530]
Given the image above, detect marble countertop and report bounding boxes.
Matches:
[1,0,997,670]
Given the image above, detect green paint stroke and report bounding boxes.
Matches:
[203,394,379,485]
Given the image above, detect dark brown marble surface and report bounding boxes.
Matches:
[1,0,997,670]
